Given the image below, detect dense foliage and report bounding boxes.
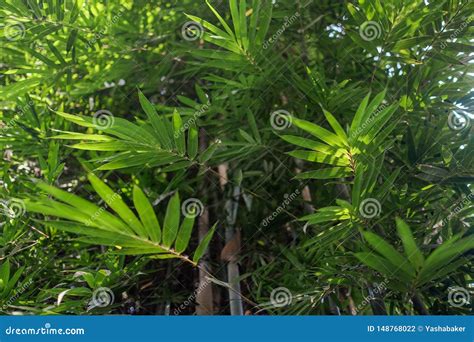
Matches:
[0,0,473,315]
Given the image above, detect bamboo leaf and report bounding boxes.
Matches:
[205,0,235,38]
[162,192,180,248]
[293,117,346,147]
[395,218,425,269]
[133,185,162,243]
[88,173,146,238]
[187,123,198,159]
[322,109,348,142]
[173,110,185,155]
[193,222,217,263]
[175,215,195,254]
[295,167,352,179]
[350,92,371,136]
[363,231,415,277]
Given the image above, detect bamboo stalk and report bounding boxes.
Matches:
[218,163,244,315]
[225,186,244,315]
[195,132,214,315]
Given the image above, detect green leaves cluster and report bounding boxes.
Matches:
[186,0,272,73]
[25,173,216,265]
[1,0,472,315]
[356,218,474,292]
[51,90,215,171]
[0,261,24,301]
[282,90,399,180]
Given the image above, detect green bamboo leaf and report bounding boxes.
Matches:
[195,84,208,104]
[254,0,272,49]
[202,32,242,54]
[173,110,185,155]
[199,142,219,163]
[364,89,387,120]
[248,0,261,42]
[70,141,134,151]
[185,14,232,39]
[288,150,349,166]
[138,90,171,148]
[293,118,346,147]
[295,167,352,179]
[420,258,469,284]
[162,193,180,248]
[133,185,161,242]
[354,252,392,276]
[0,260,10,285]
[350,92,371,136]
[66,29,78,53]
[395,218,425,269]
[193,222,217,263]
[239,129,256,144]
[175,215,195,254]
[47,41,67,65]
[419,235,474,282]
[51,132,114,141]
[113,248,171,255]
[96,152,177,170]
[281,135,330,153]
[5,267,24,297]
[88,173,146,237]
[44,221,136,246]
[205,0,235,38]
[378,167,401,200]
[161,160,193,172]
[55,110,155,144]
[239,0,249,50]
[230,0,241,44]
[351,164,365,209]
[358,104,399,143]
[393,36,431,51]
[35,182,131,233]
[322,109,348,142]
[301,210,350,224]
[246,109,261,143]
[363,231,415,277]
[355,252,412,285]
[187,123,198,159]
